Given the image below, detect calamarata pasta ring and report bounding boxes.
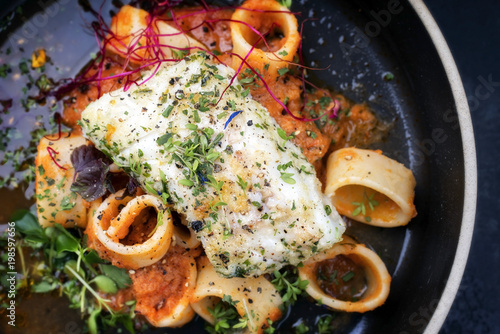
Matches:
[325,147,417,227]
[299,236,391,313]
[190,257,283,334]
[298,236,391,313]
[88,189,174,269]
[230,0,300,76]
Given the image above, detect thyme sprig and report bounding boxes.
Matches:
[316,314,336,334]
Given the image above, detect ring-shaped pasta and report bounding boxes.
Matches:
[230,0,300,76]
[298,236,391,313]
[190,257,282,334]
[90,189,173,269]
[324,148,417,227]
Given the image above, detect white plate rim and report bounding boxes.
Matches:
[407,0,478,333]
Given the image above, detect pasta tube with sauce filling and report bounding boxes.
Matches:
[230,0,300,76]
[325,147,417,227]
[298,236,391,313]
[86,189,174,269]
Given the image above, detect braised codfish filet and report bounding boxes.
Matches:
[81,53,345,277]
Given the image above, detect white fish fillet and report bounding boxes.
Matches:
[81,53,345,277]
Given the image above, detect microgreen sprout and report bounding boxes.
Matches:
[157,128,223,187]
[205,295,248,334]
[271,267,309,308]
[316,314,336,334]
[352,190,380,221]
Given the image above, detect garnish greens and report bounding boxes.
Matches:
[279,0,293,8]
[383,71,395,81]
[342,271,355,282]
[277,67,290,76]
[236,175,248,190]
[171,48,189,60]
[277,161,296,185]
[271,267,309,309]
[157,127,223,187]
[352,190,379,222]
[317,266,339,285]
[205,295,249,334]
[0,64,10,78]
[5,210,136,334]
[293,320,310,334]
[70,145,112,202]
[263,319,276,334]
[316,314,336,334]
[277,127,294,147]
[280,172,296,185]
[238,68,261,87]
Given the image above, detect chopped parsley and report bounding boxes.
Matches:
[277,67,289,76]
[280,172,296,185]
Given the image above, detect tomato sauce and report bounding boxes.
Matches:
[131,246,201,323]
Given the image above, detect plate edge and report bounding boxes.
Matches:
[407,0,478,333]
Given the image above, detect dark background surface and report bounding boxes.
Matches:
[424,0,500,333]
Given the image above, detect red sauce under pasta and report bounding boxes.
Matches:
[131,246,201,324]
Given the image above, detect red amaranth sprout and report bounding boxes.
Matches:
[216,21,279,106]
[47,147,67,170]
[229,51,338,122]
[210,17,337,121]
[52,0,336,124]
[43,112,72,141]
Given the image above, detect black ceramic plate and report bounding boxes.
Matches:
[0,0,476,333]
